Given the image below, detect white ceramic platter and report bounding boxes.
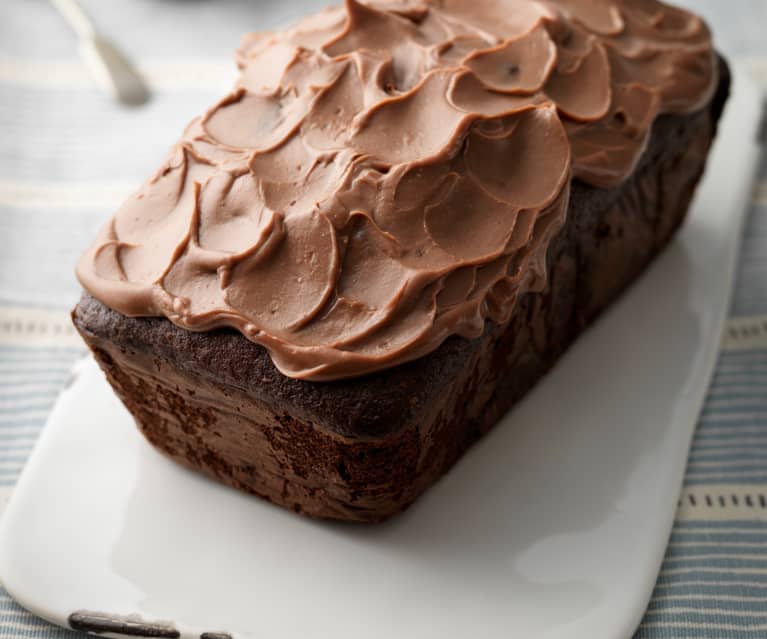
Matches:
[0,67,763,639]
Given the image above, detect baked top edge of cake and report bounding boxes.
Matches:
[74,0,721,383]
[72,53,731,441]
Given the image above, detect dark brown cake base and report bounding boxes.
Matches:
[72,62,730,523]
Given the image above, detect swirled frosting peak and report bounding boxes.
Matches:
[77,0,716,380]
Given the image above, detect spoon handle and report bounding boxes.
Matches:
[51,0,95,39]
[50,0,150,106]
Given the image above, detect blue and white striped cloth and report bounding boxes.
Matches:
[1,1,767,637]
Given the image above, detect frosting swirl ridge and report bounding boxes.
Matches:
[77,0,716,380]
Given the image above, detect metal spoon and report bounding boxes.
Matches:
[51,0,150,106]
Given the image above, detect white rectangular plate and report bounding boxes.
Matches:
[0,67,763,639]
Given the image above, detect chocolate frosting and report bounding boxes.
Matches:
[77,0,716,381]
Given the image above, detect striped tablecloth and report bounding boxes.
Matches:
[1,1,767,637]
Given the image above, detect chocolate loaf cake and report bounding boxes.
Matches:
[73,0,728,522]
